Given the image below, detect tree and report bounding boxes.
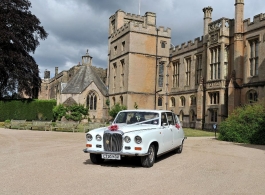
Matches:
[0,0,48,98]
[109,103,127,119]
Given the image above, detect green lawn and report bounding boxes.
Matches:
[184,128,218,137]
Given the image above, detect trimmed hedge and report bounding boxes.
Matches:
[218,100,265,145]
[0,99,56,121]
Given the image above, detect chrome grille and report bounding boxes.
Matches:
[103,132,123,152]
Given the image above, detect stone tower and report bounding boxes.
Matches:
[234,0,244,81]
[107,10,171,109]
[203,6,213,36]
[228,0,244,114]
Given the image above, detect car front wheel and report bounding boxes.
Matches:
[141,144,156,168]
[90,153,104,164]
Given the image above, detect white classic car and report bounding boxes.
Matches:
[83,110,186,167]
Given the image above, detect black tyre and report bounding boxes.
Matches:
[90,153,104,164]
[175,140,184,154]
[141,144,156,168]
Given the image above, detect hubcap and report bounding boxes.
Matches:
[148,146,154,163]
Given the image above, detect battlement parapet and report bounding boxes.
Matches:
[109,10,144,22]
[208,17,230,33]
[110,22,130,40]
[110,22,171,41]
[124,12,144,20]
[109,9,123,20]
[243,13,265,32]
[157,26,171,34]
[130,23,171,37]
[171,36,204,55]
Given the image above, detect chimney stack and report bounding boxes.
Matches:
[203,6,213,36]
[55,67,58,76]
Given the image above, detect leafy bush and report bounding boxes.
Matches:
[53,104,88,122]
[109,103,127,119]
[218,100,265,145]
[53,104,67,121]
[65,104,88,121]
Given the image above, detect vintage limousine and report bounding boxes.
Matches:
[83,110,186,167]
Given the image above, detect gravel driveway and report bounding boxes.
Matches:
[0,128,265,195]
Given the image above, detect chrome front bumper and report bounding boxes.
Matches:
[83,148,149,156]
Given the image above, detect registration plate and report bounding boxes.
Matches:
[101,154,121,160]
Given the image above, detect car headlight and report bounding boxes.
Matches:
[135,136,142,144]
[124,136,131,143]
[86,133,93,141]
[96,134,102,141]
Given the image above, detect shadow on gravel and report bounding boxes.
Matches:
[233,143,265,151]
[83,151,178,168]
[211,137,265,151]
[155,151,177,163]
[83,157,142,168]
[83,159,93,165]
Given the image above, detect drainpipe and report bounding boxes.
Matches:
[166,61,169,110]
[154,28,158,109]
[202,80,206,130]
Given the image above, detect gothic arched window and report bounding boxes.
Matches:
[247,90,258,103]
[190,95,196,106]
[87,91,97,110]
[158,97,163,106]
[120,96,123,105]
[170,97,175,107]
[180,96,186,107]
[190,110,195,122]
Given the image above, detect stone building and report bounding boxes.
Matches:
[107,10,171,110]
[39,0,265,128]
[107,0,265,129]
[39,51,108,122]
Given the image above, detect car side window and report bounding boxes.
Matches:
[161,113,168,126]
[166,112,175,125]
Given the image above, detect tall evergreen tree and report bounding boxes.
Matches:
[0,0,48,98]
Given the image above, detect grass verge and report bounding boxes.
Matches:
[184,128,218,137]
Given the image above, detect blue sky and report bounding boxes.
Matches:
[30,0,265,78]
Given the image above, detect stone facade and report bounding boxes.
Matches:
[38,52,108,122]
[107,10,171,110]
[107,0,265,129]
[39,0,265,128]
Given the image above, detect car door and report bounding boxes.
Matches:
[166,112,180,148]
[160,112,173,153]
[175,114,183,146]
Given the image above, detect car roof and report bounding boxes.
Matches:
[120,109,173,113]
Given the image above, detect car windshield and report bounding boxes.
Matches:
[114,111,159,125]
